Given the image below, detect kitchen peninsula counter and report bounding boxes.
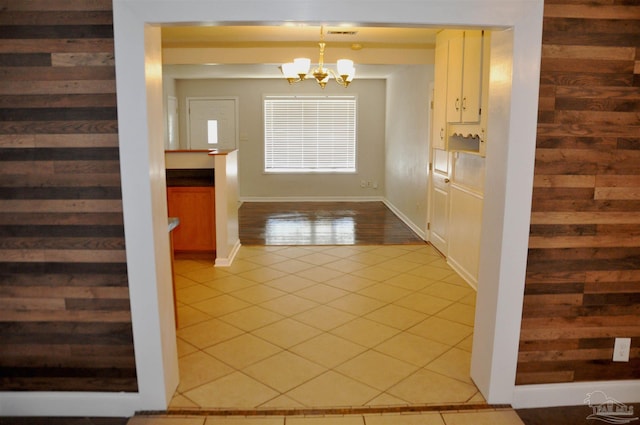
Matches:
[164,149,240,267]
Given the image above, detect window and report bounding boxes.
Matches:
[264,95,357,173]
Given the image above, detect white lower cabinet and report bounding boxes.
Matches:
[447,152,485,288]
[447,185,483,289]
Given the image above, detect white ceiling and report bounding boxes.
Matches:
[161,24,439,79]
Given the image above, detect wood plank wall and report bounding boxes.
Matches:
[0,0,137,391]
[517,0,640,384]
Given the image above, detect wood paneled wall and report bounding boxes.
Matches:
[517,0,640,384]
[0,0,137,391]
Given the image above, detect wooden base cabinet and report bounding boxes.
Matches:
[167,186,216,253]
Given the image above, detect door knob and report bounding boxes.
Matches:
[444,178,450,183]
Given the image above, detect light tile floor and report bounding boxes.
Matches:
[170,244,484,411]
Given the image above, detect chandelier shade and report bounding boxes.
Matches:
[281,27,356,88]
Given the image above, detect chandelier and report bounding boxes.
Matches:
[281,26,356,88]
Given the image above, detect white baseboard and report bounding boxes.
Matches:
[382,200,427,241]
[0,392,141,417]
[215,240,241,267]
[240,196,384,202]
[447,256,478,290]
[513,380,640,409]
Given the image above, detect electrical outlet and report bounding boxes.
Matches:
[613,338,631,362]
[360,180,367,188]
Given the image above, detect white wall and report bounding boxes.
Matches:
[176,78,387,200]
[384,65,432,238]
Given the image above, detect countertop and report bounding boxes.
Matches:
[207,148,237,156]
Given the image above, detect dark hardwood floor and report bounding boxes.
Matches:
[239,201,425,245]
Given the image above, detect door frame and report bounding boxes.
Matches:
[114,9,536,407]
[114,6,541,410]
[0,0,547,416]
[103,4,640,407]
[427,81,451,256]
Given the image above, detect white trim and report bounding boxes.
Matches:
[513,380,640,409]
[426,81,436,243]
[240,196,384,203]
[447,256,478,290]
[113,7,179,414]
[0,392,141,417]
[383,199,428,241]
[215,239,242,267]
[104,0,545,416]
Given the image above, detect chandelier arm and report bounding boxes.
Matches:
[326,68,336,79]
[326,69,347,87]
[281,25,354,89]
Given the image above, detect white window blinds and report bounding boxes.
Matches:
[264,95,357,173]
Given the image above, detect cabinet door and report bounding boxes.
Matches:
[432,39,448,150]
[445,30,483,124]
[461,30,483,123]
[446,32,464,122]
[167,187,216,252]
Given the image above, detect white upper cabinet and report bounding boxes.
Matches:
[432,39,449,150]
[432,29,490,156]
[445,30,484,124]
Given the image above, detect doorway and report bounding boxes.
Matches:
[112,1,543,413]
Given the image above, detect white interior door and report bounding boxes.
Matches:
[188,98,237,150]
[429,148,450,255]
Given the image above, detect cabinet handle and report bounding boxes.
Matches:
[455,98,460,111]
[462,97,467,111]
[440,128,444,140]
[444,178,450,183]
